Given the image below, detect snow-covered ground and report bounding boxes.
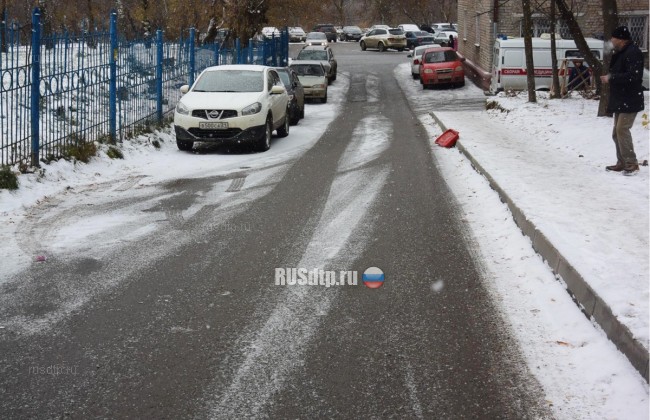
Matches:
[394,62,649,419]
[1,63,648,418]
[0,75,350,282]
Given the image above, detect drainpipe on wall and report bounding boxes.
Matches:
[491,0,499,84]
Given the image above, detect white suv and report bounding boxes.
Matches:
[174,65,290,152]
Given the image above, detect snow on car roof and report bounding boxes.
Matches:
[202,64,267,72]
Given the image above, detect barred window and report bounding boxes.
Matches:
[618,15,648,51]
[526,17,571,39]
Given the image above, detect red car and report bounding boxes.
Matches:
[419,47,465,88]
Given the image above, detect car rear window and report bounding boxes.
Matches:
[291,64,325,77]
[297,50,328,60]
[315,25,335,32]
[306,32,327,39]
[193,70,264,92]
[389,29,404,35]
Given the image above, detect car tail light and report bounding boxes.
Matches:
[414,59,420,65]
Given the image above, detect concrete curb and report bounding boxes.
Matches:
[430,112,649,383]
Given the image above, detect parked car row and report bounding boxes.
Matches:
[267,23,459,45]
[172,44,339,153]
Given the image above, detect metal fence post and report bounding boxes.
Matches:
[109,10,117,143]
[271,35,277,66]
[248,39,253,64]
[282,26,289,66]
[262,39,267,66]
[189,27,195,86]
[156,29,163,123]
[30,8,41,166]
[235,38,241,64]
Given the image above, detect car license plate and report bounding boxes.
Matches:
[438,74,452,80]
[199,122,229,129]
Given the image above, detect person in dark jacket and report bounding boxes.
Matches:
[567,59,590,90]
[600,26,645,176]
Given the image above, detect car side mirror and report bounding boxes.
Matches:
[271,85,286,95]
[460,57,466,62]
[407,53,412,58]
[180,85,189,94]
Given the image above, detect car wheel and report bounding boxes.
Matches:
[321,90,328,103]
[412,73,419,80]
[256,117,272,152]
[378,42,385,52]
[397,48,404,52]
[360,41,366,51]
[176,140,193,151]
[299,104,305,119]
[277,109,290,137]
[290,101,300,125]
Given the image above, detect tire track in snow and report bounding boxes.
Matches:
[208,116,393,419]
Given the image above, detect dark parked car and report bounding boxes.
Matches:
[274,67,305,125]
[405,30,436,49]
[312,24,338,42]
[340,26,363,41]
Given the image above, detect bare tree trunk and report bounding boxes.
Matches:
[550,0,561,98]
[86,0,97,48]
[331,0,346,26]
[599,0,618,116]
[522,0,536,102]
[553,0,611,115]
[1,1,7,53]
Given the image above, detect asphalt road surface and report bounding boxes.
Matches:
[0,42,549,419]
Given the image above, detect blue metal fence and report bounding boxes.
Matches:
[0,8,289,166]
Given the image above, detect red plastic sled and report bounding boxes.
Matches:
[435,129,459,148]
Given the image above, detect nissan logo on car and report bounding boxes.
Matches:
[208,110,222,119]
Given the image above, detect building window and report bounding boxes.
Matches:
[475,14,480,46]
[527,17,571,39]
[619,15,648,51]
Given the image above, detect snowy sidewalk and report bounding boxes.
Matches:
[432,97,649,381]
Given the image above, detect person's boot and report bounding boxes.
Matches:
[623,163,640,176]
[606,162,625,172]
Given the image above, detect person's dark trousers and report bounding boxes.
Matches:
[612,112,638,166]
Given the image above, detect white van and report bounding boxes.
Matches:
[489,36,604,93]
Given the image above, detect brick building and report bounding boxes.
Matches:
[456,0,649,90]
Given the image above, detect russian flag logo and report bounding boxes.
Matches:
[363,267,384,289]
